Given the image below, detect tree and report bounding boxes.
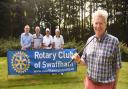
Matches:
[0,0,127,44]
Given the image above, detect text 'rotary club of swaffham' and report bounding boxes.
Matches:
[34,51,74,60]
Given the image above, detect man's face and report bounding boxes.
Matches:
[35,27,40,34]
[46,31,50,36]
[55,31,60,36]
[24,26,30,33]
[93,16,106,37]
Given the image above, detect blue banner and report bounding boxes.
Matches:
[7,49,77,75]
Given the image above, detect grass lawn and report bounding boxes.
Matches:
[0,57,128,89]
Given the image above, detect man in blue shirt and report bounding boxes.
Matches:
[20,25,32,50]
[72,10,122,89]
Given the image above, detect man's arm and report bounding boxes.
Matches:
[78,58,86,65]
[20,34,26,50]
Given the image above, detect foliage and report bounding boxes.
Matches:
[0,37,85,57]
[119,42,128,61]
[1,0,128,43]
[0,37,128,61]
[0,37,20,57]
[64,39,85,55]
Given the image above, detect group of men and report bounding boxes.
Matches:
[20,25,64,50]
[20,9,122,89]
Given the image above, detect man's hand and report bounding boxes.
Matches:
[48,44,51,47]
[71,53,81,63]
[21,46,26,50]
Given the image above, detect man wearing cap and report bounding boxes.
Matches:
[32,26,43,49]
[20,25,32,50]
[53,28,64,49]
[53,28,64,75]
[43,28,53,49]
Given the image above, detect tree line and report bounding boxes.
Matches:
[0,0,128,43]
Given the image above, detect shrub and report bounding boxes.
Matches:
[0,37,20,57]
[0,37,128,61]
[119,42,128,61]
[64,39,85,56]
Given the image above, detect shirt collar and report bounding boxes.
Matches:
[36,34,40,37]
[56,35,60,38]
[25,33,29,36]
[94,32,107,42]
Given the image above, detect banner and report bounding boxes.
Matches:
[7,49,77,75]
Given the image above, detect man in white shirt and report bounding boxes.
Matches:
[53,28,64,75]
[43,28,53,49]
[53,29,64,49]
[32,26,43,49]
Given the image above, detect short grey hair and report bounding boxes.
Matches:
[92,9,108,24]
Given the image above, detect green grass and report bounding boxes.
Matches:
[0,57,128,89]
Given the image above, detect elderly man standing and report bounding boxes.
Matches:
[72,9,122,89]
[43,28,53,49]
[20,25,32,50]
[53,28,64,50]
[32,26,43,49]
[53,28,64,75]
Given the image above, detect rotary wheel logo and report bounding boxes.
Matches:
[11,51,30,74]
